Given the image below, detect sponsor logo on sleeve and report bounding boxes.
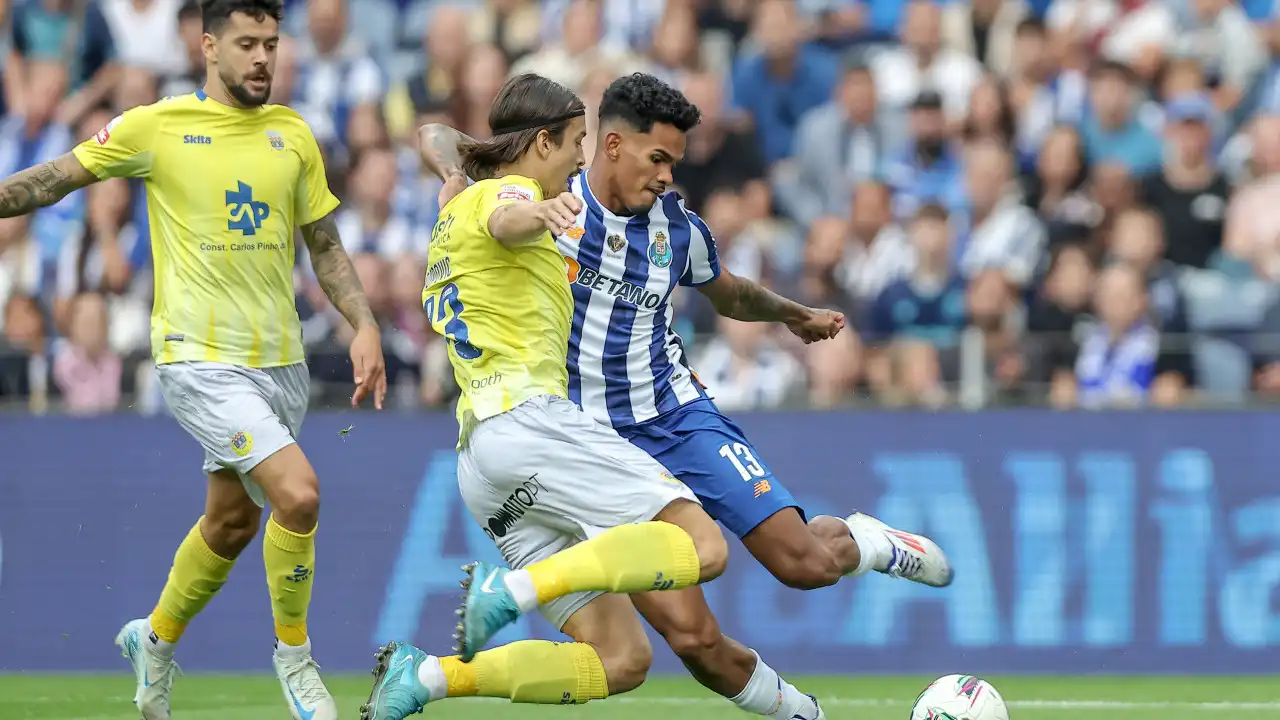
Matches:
[497,184,535,202]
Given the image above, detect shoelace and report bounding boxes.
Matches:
[885,543,923,579]
[283,657,331,704]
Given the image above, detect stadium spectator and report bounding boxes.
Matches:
[469,0,543,67]
[1074,263,1159,409]
[863,204,967,407]
[1082,60,1162,174]
[646,1,702,88]
[796,216,864,408]
[883,90,966,219]
[777,58,889,227]
[1222,114,1280,281]
[1024,243,1095,408]
[730,0,838,164]
[1175,0,1267,116]
[159,0,204,98]
[872,0,981,122]
[0,291,46,410]
[383,3,470,141]
[512,0,638,94]
[693,315,806,412]
[1106,208,1192,403]
[958,139,1047,288]
[10,0,118,126]
[1140,93,1230,269]
[941,0,1029,79]
[335,147,421,259]
[293,0,384,155]
[100,0,186,77]
[673,71,767,215]
[835,180,914,306]
[1023,125,1096,234]
[52,291,120,415]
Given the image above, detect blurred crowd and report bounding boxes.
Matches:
[1,0,1280,416]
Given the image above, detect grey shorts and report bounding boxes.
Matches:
[457,395,697,630]
[156,361,310,507]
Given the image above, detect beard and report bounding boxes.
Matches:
[223,69,272,107]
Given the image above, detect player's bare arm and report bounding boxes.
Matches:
[487,193,583,246]
[0,153,97,218]
[300,212,388,408]
[417,123,475,179]
[698,269,845,344]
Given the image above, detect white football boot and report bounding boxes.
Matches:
[115,618,181,720]
[273,638,340,720]
[846,511,954,587]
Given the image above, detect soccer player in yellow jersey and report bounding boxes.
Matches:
[0,2,385,719]
[362,73,729,720]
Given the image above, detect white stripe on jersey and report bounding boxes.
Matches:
[560,170,721,428]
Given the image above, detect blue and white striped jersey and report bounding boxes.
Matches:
[560,170,721,428]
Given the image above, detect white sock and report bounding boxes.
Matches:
[143,618,175,658]
[415,655,448,697]
[846,523,892,575]
[729,650,814,718]
[503,569,539,613]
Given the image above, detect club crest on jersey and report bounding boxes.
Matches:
[607,233,626,253]
[266,130,285,151]
[230,431,253,457]
[648,231,672,268]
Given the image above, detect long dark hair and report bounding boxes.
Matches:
[460,73,585,180]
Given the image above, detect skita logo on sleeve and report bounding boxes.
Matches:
[497,184,535,202]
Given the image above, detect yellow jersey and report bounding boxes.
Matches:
[71,91,340,368]
[423,175,573,442]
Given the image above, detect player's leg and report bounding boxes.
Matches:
[241,362,338,720]
[116,469,258,720]
[626,400,952,589]
[632,588,825,719]
[363,594,651,719]
[452,396,728,659]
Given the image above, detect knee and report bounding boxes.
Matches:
[596,636,652,695]
[692,527,728,582]
[202,506,261,558]
[271,472,320,530]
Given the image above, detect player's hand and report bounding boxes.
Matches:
[535,193,583,235]
[438,169,468,208]
[786,307,845,344]
[350,324,387,410]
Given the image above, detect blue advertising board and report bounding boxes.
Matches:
[2,410,1280,674]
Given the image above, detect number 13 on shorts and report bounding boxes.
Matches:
[718,442,766,481]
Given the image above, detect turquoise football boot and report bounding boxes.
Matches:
[360,642,435,720]
[455,561,522,661]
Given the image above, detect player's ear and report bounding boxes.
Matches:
[603,131,623,161]
[201,31,217,63]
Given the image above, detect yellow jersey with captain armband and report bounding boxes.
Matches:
[71,91,340,368]
[423,175,574,443]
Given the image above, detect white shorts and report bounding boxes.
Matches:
[457,395,697,629]
[156,361,310,507]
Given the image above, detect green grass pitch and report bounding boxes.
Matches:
[0,674,1274,719]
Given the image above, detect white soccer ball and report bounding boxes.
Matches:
[910,674,1010,720]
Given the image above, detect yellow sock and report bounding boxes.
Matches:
[439,641,608,703]
[525,521,700,604]
[263,514,316,646]
[150,517,236,643]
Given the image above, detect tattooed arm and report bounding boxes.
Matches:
[301,212,386,407]
[0,153,98,218]
[417,123,475,180]
[698,269,846,344]
[300,213,377,330]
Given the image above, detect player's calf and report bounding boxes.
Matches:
[742,510,852,590]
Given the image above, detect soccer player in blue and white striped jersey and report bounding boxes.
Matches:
[421,72,953,720]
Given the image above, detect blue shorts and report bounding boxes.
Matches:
[616,399,803,538]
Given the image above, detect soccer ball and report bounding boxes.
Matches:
[910,674,1009,720]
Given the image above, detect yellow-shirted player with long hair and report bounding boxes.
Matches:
[0,2,385,719]
[363,74,725,720]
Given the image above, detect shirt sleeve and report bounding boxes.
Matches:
[473,177,543,237]
[294,123,341,225]
[71,106,157,179]
[679,204,721,287]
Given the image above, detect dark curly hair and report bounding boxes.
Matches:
[201,0,284,34]
[599,73,702,134]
